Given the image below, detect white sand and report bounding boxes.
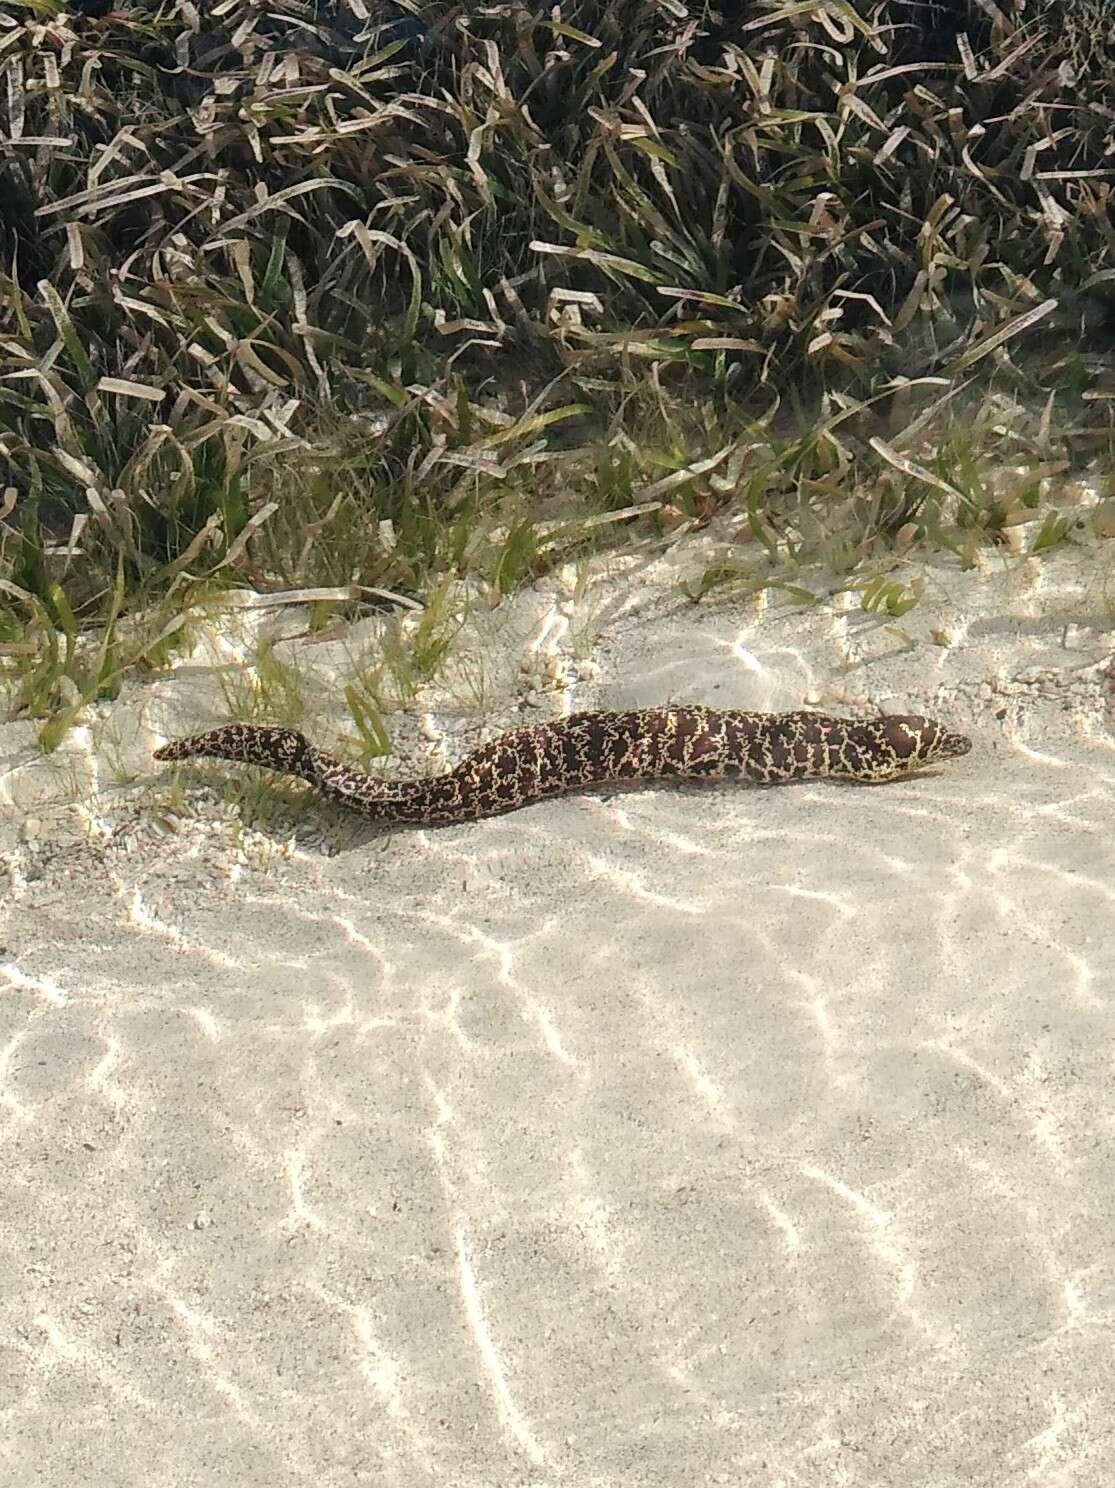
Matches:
[3,539,1115,1485]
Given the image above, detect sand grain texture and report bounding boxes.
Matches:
[3,547,1115,1485]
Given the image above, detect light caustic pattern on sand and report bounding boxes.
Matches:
[8,732,1115,1486]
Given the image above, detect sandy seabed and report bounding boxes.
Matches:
[3,536,1115,1486]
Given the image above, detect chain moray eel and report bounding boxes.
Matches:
[153,708,971,826]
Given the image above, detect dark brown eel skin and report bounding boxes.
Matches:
[154,707,972,826]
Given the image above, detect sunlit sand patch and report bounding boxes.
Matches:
[153,1286,273,1436]
[790,971,848,1090]
[405,906,577,1068]
[454,1223,548,1468]
[185,1006,220,1041]
[414,1073,548,1462]
[315,1288,437,1477]
[755,1190,802,1255]
[421,976,477,1057]
[1019,1394,1078,1484]
[726,634,777,677]
[978,849,1110,1011]
[623,973,748,1133]
[284,1147,328,1233]
[628,818,719,855]
[33,1313,162,1413]
[928,1038,1069,1168]
[775,882,857,920]
[582,849,705,917]
[125,887,240,970]
[301,997,358,1040]
[558,1147,712,1401]
[0,1030,32,1124]
[1027,785,1115,827]
[1013,738,1081,772]
[87,1038,128,1112]
[799,1162,947,1350]
[226,897,401,1038]
[726,630,817,701]
[561,1148,625,1285]
[1,960,69,1007]
[669,1044,732,1125]
[953,1148,1076,1340]
[422,1074,454,1169]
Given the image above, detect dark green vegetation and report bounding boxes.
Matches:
[2,0,1115,741]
